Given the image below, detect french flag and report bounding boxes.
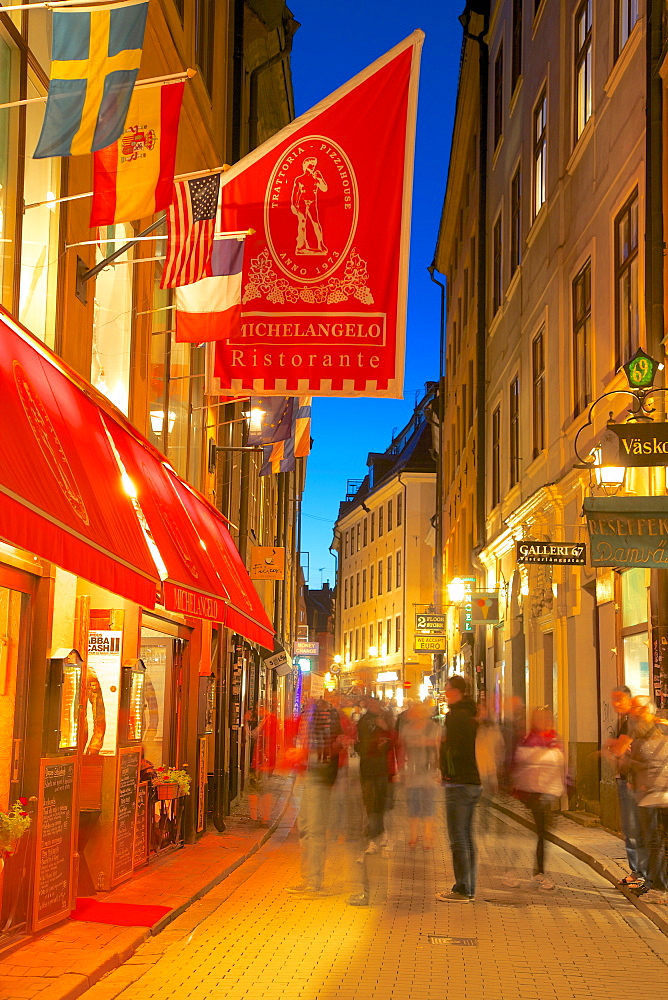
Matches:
[174,237,244,343]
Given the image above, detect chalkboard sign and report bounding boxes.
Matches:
[112,748,140,885]
[133,781,149,869]
[33,758,76,931]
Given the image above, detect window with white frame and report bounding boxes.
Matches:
[533,89,547,217]
[616,0,639,57]
[574,0,592,142]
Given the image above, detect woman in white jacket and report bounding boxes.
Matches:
[510,707,565,891]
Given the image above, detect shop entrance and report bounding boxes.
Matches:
[0,567,36,937]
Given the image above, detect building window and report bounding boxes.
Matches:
[377,620,383,654]
[573,259,592,416]
[532,327,545,458]
[512,0,522,92]
[468,360,474,427]
[510,377,520,488]
[492,406,501,506]
[387,555,393,592]
[493,43,503,149]
[395,615,401,653]
[378,560,383,596]
[493,213,503,314]
[386,618,392,656]
[575,0,592,142]
[533,89,547,217]
[615,190,639,367]
[92,224,136,416]
[511,165,521,277]
[397,493,403,526]
[621,568,649,695]
[363,517,368,546]
[350,527,355,555]
[356,522,361,550]
[195,0,215,95]
[344,532,349,559]
[371,512,375,541]
[369,623,374,652]
[387,500,393,532]
[370,564,375,599]
[356,573,360,605]
[463,269,469,328]
[362,569,367,602]
[396,550,402,589]
[616,0,639,58]
[344,579,348,610]
[354,629,359,661]
[378,506,384,537]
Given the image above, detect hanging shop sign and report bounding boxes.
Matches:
[294,640,319,656]
[264,649,292,671]
[250,546,285,580]
[609,422,668,467]
[458,577,476,633]
[415,612,446,634]
[414,635,446,653]
[468,592,501,625]
[584,497,668,569]
[516,541,587,565]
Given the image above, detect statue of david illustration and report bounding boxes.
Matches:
[291,156,328,255]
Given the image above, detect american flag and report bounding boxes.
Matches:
[161,173,221,288]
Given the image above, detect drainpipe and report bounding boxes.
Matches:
[427,265,446,617]
[646,0,667,709]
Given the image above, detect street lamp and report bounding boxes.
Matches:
[368,645,378,657]
[591,446,626,488]
[447,577,467,604]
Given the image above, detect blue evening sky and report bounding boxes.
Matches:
[289,1,462,586]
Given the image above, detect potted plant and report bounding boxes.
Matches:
[152,766,191,800]
[0,799,31,868]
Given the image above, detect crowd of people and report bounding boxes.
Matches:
[247,677,668,906]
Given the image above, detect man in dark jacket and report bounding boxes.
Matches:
[437,675,481,902]
[355,697,395,854]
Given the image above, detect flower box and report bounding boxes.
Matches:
[155,782,180,801]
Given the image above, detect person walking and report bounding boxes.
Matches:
[286,696,342,894]
[603,685,646,890]
[628,696,668,904]
[510,707,565,891]
[355,696,394,855]
[436,675,482,903]
[399,701,441,849]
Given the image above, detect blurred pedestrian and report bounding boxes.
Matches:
[436,675,482,903]
[510,707,565,891]
[399,701,441,848]
[248,700,278,825]
[628,696,668,904]
[286,696,342,894]
[603,685,645,889]
[355,696,394,856]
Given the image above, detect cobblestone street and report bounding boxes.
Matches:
[76,795,668,1000]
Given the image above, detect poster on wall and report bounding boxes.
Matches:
[86,630,123,755]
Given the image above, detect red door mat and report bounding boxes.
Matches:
[70,898,172,927]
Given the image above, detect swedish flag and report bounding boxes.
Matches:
[34,1,149,159]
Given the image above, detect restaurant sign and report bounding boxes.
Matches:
[516,541,587,565]
[584,497,668,569]
[610,422,668,467]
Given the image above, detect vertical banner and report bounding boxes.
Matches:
[207,31,423,399]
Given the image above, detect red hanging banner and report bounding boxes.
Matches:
[206,31,423,399]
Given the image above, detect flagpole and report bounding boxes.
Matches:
[24,162,228,210]
[0,68,196,111]
[67,229,252,249]
[1,0,150,14]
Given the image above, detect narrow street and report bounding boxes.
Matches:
[80,798,668,1000]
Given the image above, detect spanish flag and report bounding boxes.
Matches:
[90,82,184,227]
[34,0,149,158]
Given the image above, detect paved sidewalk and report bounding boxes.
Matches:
[491,793,668,936]
[0,777,293,1000]
[66,791,668,1000]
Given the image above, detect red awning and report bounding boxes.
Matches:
[104,417,229,623]
[0,313,159,607]
[166,472,275,648]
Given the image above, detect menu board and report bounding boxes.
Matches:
[196,737,207,834]
[112,748,140,885]
[33,759,76,931]
[133,781,149,868]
